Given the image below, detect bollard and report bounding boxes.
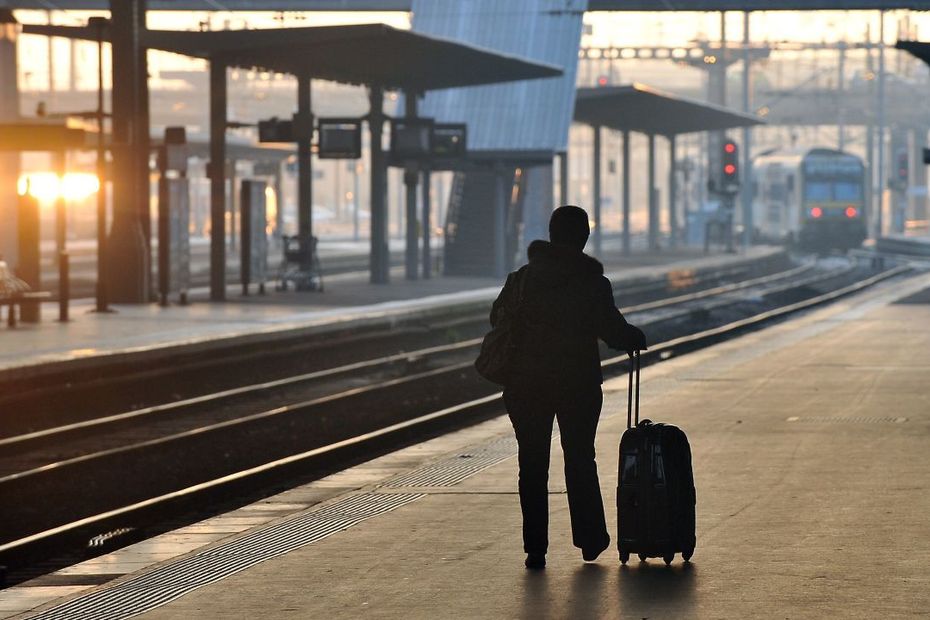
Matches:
[58,251,69,322]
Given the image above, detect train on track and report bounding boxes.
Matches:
[752,148,868,252]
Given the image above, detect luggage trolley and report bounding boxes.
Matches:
[277,235,324,292]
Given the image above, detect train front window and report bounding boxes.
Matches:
[834,181,862,202]
[804,181,831,202]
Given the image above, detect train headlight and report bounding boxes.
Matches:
[810,207,823,219]
[845,206,858,218]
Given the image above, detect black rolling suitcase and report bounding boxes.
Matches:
[616,351,696,565]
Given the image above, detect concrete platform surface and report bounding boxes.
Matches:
[0,247,782,381]
[7,266,930,619]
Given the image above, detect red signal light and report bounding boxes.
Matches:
[845,206,858,218]
[597,75,608,87]
[811,207,823,218]
[724,164,736,175]
[724,142,736,154]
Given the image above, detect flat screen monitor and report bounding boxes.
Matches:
[432,124,467,159]
[317,119,362,159]
[391,118,434,160]
[258,118,294,143]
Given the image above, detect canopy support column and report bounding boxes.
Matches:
[559,151,569,206]
[369,84,389,284]
[876,9,886,237]
[494,162,508,279]
[0,10,20,273]
[106,0,148,303]
[622,130,631,257]
[648,133,658,251]
[741,10,754,250]
[208,59,227,301]
[296,73,314,275]
[592,124,602,257]
[404,92,419,281]
[668,134,678,248]
[421,167,431,279]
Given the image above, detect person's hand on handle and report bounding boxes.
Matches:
[625,324,647,356]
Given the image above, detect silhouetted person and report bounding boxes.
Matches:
[491,205,646,569]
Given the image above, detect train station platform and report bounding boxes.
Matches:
[0,246,786,384]
[4,263,929,618]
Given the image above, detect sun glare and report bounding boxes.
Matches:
[17,173,101,203]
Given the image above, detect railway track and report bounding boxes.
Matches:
[0,255,905,580]
[0,251,787,437]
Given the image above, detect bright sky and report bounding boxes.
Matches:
[11,8,926,91]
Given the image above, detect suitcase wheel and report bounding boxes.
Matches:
[683,548,694,562]
[619,550,630,565]
[663,553,675,566]
[638,553,648,562]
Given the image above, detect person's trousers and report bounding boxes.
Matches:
[503,383,608,555]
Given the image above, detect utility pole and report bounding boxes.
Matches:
[876,10,887,237]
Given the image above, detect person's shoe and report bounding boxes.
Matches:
[582,536,610,562]
[525,553,546,569]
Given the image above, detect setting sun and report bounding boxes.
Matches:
[16,172,100,203]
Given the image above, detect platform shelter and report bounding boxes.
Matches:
[23,21,561,298]
[573,84,765,255]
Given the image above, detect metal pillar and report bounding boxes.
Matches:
[54,150,68,321]
[592,125,602,257]
[876,10,886,237]
[136,0,151,300]
[352,161,361,241]
[0,10,20,271]
[404,92,419,280]
[296,73,314,274]
[668,134,678,248]
[910,126,928,225]
[708,11,728,185]
[648,133,658,251]
[105,0,148,303]
[92,16,109,312]
[421,168,431,279]
[837,41,846,151]
[369,85,389,284]
[622,130,631,256]
[741,10,753,250]
[493,163,508,279]
[865,22,875,237]
[559,150,569,206]
[208,60,227,301]
[228,160,237,251]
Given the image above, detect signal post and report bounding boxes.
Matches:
[708,137,741,253]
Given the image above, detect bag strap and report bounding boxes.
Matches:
[627,350,641,429]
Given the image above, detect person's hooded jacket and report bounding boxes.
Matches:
[490,240,646,389]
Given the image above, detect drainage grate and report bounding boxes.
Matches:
[27,492,422,620]
[385,435,520,488]
[786,416,908,424]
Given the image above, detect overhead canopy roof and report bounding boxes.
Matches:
[6,1,930,9]
[21,23,562,92]
[574,84,765,136]
[895,40,930,67]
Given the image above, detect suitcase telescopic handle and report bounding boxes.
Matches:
[627,350,640,429]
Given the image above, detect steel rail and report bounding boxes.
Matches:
[1,262,808,454]
[0,263,909,569]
